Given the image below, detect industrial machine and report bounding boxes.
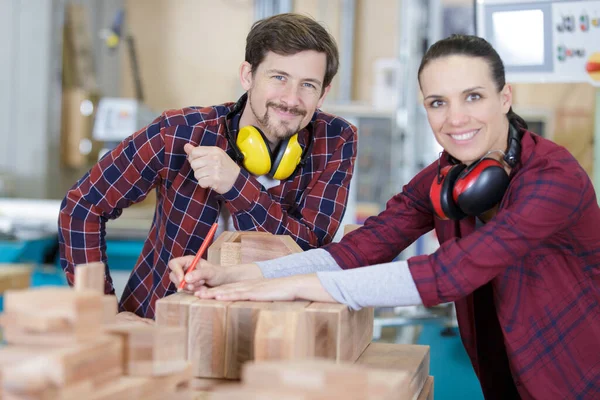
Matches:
[476,0,600,200]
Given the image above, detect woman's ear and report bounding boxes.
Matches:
[501,83,513,114]
[239,61,253,91]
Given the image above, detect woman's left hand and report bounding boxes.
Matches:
[195,276,300,302]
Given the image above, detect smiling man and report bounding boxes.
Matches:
[58,13,358,319]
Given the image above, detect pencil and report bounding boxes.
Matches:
[178,222,219,290]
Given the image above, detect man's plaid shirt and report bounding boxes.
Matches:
[59,99,357,318]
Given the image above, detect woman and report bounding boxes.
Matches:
[169,35,600,399]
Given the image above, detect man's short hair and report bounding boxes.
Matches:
[245,13,339,92]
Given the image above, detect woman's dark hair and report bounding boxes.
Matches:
[418,34,528,130]
[245,13,339,95]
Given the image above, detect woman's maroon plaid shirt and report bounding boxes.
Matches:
[59,101,357,318]
[327,130,600,399]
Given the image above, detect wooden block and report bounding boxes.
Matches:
[155,292,198,355]
[240,235,303,264]
[189,377,240,392]
[102,295,118,325]
[305,303,374,362]
[355,343,430,399]
[417,376,433,400]
[105,324,187,376]
[87,376,151,400]
[206,231,271,266]
[188,299,233,378]
[224,301,310,379]
[1,288,103,345]
[343,224,362,236]
[254,310,314,362]
[0,265,32,294]
[74,262,105,294]
[2,336,123,393]
[220,242,242,266]
[240,359,411,400]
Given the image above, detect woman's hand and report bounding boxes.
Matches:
[195,274,337,304]
[168,256,262,293]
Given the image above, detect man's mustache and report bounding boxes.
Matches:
[267,102,306,117]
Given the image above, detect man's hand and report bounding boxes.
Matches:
[184,143,241,194]
[167,255,263,293]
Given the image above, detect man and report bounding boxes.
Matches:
[58,13,358,319]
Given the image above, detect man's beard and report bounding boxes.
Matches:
[248,92,307,141]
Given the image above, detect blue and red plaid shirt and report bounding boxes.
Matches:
[327,130,600,399]
[59,98,357,318]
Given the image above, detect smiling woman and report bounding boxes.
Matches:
[169,34,600,400]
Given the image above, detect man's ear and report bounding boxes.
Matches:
[316,85,332,109]
[240,61,254,91]
[501,83,513,114]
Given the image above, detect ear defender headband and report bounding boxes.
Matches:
[225,95,311,180]
[430,122,522,220]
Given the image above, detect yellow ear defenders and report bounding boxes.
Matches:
[225,94,312,180]
[235,126,303,180]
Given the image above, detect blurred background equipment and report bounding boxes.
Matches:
[477,0,600,201]
[94,8,156,159]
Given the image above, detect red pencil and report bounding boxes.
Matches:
[178,222,218,290]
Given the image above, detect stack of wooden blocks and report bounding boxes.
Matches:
[156,231,434,399]
[0,262,192,400]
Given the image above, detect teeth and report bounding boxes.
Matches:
[451,130,477,141]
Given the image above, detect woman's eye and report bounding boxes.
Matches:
[430,100,444,108]
[467,93,481,101]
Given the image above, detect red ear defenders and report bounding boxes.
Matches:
[430,123,522,220]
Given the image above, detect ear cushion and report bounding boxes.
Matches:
[236,126,272,176]
[430,164,467,220]
[270,133,303,180]
[453,158,509,216]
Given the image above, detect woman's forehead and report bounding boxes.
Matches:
[420,56,494,95]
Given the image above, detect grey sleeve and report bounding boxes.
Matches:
[256,248,341,278]
[316,260,423,310]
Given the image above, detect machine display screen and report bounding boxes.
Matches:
[492,9,545,66]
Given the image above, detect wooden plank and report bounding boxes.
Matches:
[1,336,123,393]
[356,343,430,400]
[104,324,187,377]
[188,299,233,378]
[254,309,314,361]
[0,265,32,294]
[305,303,374,363]
[74,262,105,294]
[239,359,411,400]
[240,235,303,264]
[224,301,310,379]
[1,288,103,345]
[417,376,433,400]
[155,292,198,355]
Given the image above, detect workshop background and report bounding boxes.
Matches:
[1,1,598,399]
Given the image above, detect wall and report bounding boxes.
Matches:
[0,0,64,199]
[120,0,255,112]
